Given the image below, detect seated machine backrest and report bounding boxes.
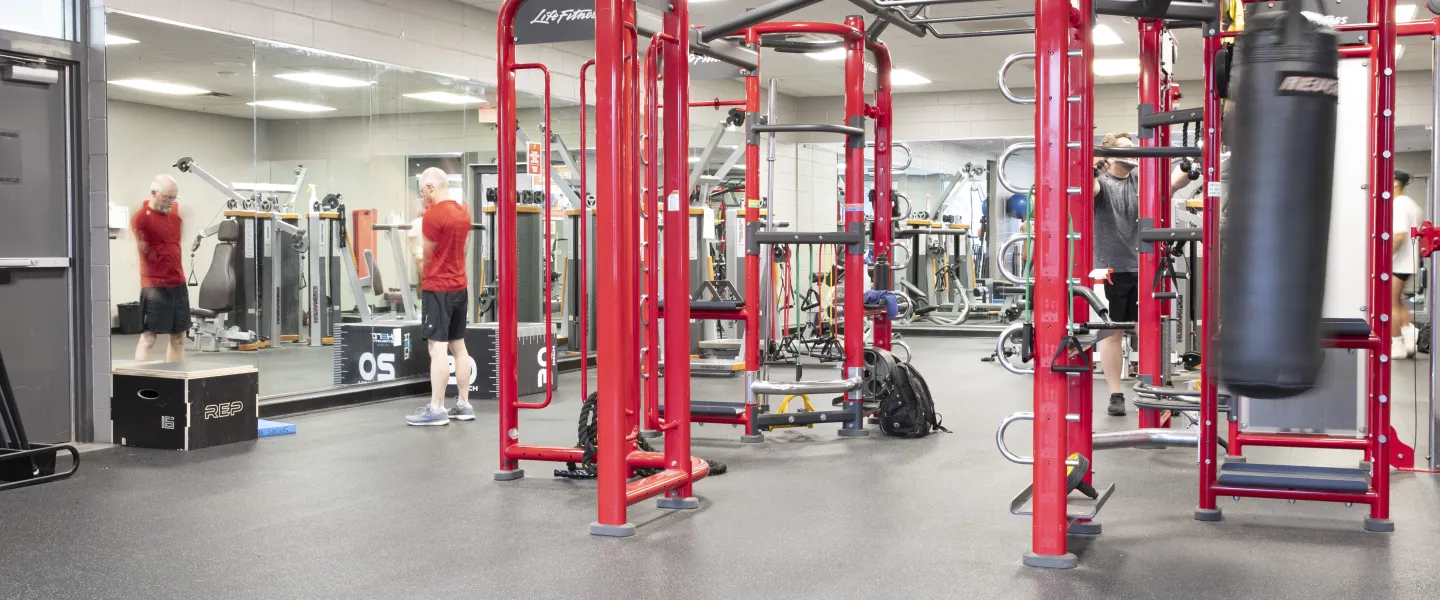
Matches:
[363,249,386,296]
[199,220,241,312]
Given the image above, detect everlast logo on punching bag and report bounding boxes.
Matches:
[1277,73,1339,98]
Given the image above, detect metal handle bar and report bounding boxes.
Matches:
[996,232,1032,285]
[752,376,863,396]
[996,142,1033,195]
[996,322,1033,376]
[997,412,1081,466]
[998,52,1082,105]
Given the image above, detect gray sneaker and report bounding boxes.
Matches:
[447,403,475,421]
[405,406,450,426]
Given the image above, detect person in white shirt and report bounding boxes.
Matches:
[1390,169,1424,358]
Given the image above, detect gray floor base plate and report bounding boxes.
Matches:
[589,522,636,537]
[1194,508,1223,522]
[638,430,662,439]
[493,469,525,481]
[657,496,699,510]
[1363,517,1394,532]
[1068,521,1102,535]
[740,434,764,444]
[1022,551,1078,569]
[837,428,870,437]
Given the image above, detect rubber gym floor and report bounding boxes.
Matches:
[2,337,1437,600]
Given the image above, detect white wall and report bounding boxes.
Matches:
[108,100,263,318]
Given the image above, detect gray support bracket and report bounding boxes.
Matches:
[1139,217,1156,254]
[848,115,867,149]
[746,113,764,147]
[746,221,763,256]
[846,221,865,255]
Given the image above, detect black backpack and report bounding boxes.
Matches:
[877,362,948,437]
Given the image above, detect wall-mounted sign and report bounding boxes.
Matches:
[514,0,670,45]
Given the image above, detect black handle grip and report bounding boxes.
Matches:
[1051,365,1092,374]
[1153,292,1178,299]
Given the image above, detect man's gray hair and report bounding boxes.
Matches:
[418,168,450,194]
[150,174,178,194]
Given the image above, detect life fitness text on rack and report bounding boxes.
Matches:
[531,9,593,24]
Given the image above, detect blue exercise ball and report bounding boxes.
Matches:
[1004,193,1028,220]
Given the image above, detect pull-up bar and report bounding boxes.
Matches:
[846,0,929,37]
[698,0,828,42]
[1093,0,1217,22]
[1095,146,1201,158]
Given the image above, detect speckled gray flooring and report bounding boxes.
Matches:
[4,338,1439,600]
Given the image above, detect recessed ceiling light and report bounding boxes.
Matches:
[807,48,847,61]
[248,100,336,113]
[1093,58,1140,76]
[1396,4,1416,21]
[688,156,701,163]
[404,91,487,105]
[891,69,931,86]
[275,72,372,87]
[1093,24,1123,46]
[108,79,209,95]
[105,34,139,45]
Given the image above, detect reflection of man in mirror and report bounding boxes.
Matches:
[405,168,475,426]
[132,174,190,363]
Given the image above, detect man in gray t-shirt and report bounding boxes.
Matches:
[1091,132,1195,417]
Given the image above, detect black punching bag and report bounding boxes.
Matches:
[1218,9,1339,399]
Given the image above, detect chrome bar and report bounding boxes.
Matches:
[996,322,1034,375]
[1430,34,1440,471]
[1091,428,1200,450]
[751,376,863,396]
[996,142,1034,194]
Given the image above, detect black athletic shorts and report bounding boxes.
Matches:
[1395,272,1411,283]
[421,290,468,342]
[140,286,192,335]
[1102,271,1139,323]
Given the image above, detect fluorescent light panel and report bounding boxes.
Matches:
[108,79,209,95]
[688,156,701,163]
[1396,4,1417,21]
[275,72,372,87]
[1092,24,1123,46]
[105,34,139,45]
[404,91,486,105]
[1093,58,1139,76]
[891,69,931,86]
[248,100,336,113]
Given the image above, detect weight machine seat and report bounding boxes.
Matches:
[1321,317,1371,337]
[1216,462,1370,494]
[191,241,236,317]
[363,249,406,305]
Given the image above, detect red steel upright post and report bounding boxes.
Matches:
[1066,0,1096,512]
[840,15,870,436]
[592,0,635,533]
[643,35,661,440]
[624,5,642,442]
[870,40,894,352]
[580,59,594,409]
[659,0,696,502]
[1367,0,1396,528]
[742,27,763,439]
[1196,20,1222,518]
[1026,0,1074,568]
[1136,18,1165,429]
[495,0,523,479]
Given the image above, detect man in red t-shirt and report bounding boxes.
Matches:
[131,174,190,362]
[406,168,474,426]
